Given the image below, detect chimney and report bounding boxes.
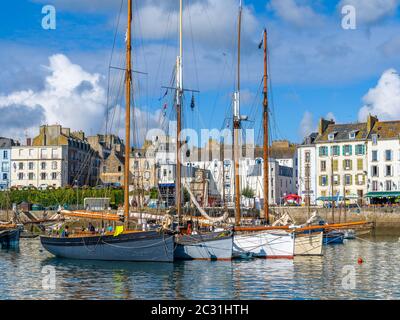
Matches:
[26,138,32,146]
[318,118,335,135]
[367,114,378,133]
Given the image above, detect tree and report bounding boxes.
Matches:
[242,187,255,199]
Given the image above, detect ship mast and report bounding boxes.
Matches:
[124,0,132,228]
[262,29,270,224]
[176,0,183,220]
[233,0,242,226]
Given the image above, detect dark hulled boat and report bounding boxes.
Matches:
[40,230,175,262]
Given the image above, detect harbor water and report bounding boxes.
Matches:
[1,235,400,300]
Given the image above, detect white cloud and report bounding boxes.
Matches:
[268,0,325,27]
[0,54,160,144]
[325,112,336,122]
[299,111,315,138]
[337,0,399,25]
[358,68,400,121]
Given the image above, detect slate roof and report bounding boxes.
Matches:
[368,121,400,140]
[314,123,368,143]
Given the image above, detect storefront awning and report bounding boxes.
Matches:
[317,195,359,201]
[365,191,400,198]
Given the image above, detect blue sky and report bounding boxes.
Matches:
[1,0,400,146]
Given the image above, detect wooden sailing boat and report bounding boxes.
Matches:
[173,0,233,261]
[40,0,175,262]
[232,21,295,259]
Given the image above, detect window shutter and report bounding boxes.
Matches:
[350,175,353,185]
[319,176,322,186]
[349,160,353,170]
[343,160,346,170]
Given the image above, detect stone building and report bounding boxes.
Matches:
[11,125,101,188]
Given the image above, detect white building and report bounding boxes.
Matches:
[297,133,318,205]
[11,145,69,189]
[365,118,400,203]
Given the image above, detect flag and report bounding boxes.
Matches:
[114,225,124,237]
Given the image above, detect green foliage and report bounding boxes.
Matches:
[0,188,124,209]
[149,188,158,200]
[242,187,255,199]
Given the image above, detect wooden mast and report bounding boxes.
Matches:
[262,29,269,224]
[124,0,132,228]
[176,0,183,220]
[233,0,242,226]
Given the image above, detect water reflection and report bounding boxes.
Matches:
[1,235,400,299]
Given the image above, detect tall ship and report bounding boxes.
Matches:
[40,0,175,263]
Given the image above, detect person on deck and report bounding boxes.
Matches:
[61,226,70,238]
[88,222,95,234]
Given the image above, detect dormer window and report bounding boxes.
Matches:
[328,132,337,141]
[349,130,358,140]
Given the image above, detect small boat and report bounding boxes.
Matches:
[233,230,295,259]
[0,227,21,249]
[343,229,356,240]
[294,231,323,256]
[175,230,233,261]
[41,230,175,262]
[323,230,344,245]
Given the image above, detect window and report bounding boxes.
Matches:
[372,181,378,191]
[345,174,352,186]
[41,148,47,158]
[144,161,150,170]
[103,166,106,173]
[372,134,378,145]
[328,133,336,141]
[343,159,352,170]
[385,150,393,161]
[18,162,24,170]
[320,175,328,186]
[40,173,46,180]
[52,172,57,180]
[118,166,122,172]
[3,150,8,159]
[343,145,352,156]
[333,175,340,185]
[29,149,34,157]
[349,131,357,139]
[355,144,365,155]
[320,161,326,172]
[1,162,9,172]
[332,160,338,171]
[386,180,392,191]
[331,146,340,156]
[18,173,23,180]
[134,161,139,169]
[52,161,57,170]
[18,149,23,156]
[41,162,46,170]
[357,159,363,171]
[319,146,328,157]
[28,173,34,180]
[371,165,379,177]
[386,165,392,177]
[356,174,365,185]
[2,173,7,180]
[305,152,310,163]
[52,148,58,158]
[372,151,378,162]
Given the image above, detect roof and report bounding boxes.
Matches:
[367,121,400,140]
[314,122,368,143]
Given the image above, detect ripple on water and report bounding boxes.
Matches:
[0,235,399,300]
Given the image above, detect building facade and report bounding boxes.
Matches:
[0,137,19,190]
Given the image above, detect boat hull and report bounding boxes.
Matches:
[40,230,175,262]
[294,232,323,256]
[233,230,295,259]
[175,232,233,260]
[323,231,344,245]
[0,228,21,248]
